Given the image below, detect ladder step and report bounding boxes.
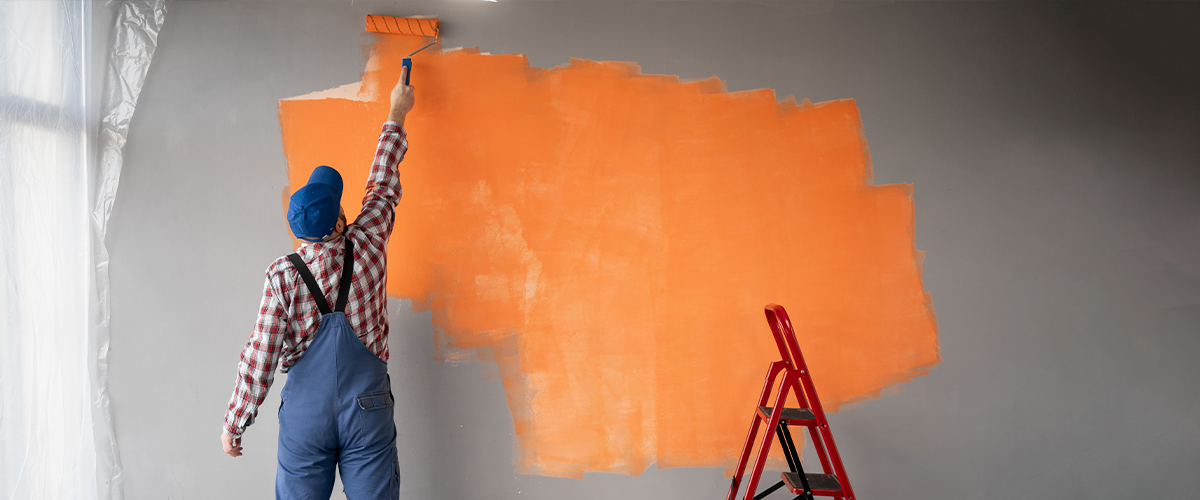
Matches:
[781,472,843,497]
[757,406,817,426]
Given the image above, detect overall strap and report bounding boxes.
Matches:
[287,252,332,315]
[334,237,355,313]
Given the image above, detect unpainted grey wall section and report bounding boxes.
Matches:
[106,2,1200,499]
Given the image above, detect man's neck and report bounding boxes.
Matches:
[299,232,342,247]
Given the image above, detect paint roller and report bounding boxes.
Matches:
[365,15,439,85]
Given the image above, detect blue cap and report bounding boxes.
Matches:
[287,165,344,242]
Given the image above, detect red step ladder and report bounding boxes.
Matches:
[726,304,857,500]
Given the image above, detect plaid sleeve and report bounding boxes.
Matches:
[223,264,290,437]
[356,123,408,240]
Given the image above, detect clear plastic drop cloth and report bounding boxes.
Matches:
[90,1,166,499]
[0,1,165,499]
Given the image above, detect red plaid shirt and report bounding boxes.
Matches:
[224,123,407,438]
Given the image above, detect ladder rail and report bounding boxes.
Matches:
[767,304,857,500]
[727,361,789,500]
[742,371,798,500]
[767,304,837,478]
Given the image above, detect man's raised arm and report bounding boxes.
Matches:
[356,67,415,240]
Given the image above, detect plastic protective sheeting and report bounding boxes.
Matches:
[91,1,165,497]
[0,2,96,498]
[0,0,164,499]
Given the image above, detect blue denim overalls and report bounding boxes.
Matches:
[277,238,399,500]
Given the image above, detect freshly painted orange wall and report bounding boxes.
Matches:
[279,35,940,478]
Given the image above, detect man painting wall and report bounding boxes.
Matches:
[219,69,415,500]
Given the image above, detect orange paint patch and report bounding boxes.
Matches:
[278,35,940,477]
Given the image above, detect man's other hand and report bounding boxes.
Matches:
[388,66,415,124]
[222,431,243,458]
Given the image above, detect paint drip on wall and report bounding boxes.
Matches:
[278,35,940,478]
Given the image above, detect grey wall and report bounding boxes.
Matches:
[106,1,1200,499]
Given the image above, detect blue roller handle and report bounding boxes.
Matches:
[402,58,412,85]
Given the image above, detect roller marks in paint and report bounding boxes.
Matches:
[278,35,940,478]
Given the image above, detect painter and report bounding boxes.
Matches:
[220,67,416,500]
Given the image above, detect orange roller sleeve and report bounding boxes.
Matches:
[365,15,439,37]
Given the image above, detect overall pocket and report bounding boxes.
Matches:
[356,391,394,411]
[353,390,396,446]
